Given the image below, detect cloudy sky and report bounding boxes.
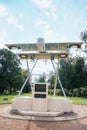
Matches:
[0,0,87,48]
[0,0,87,75]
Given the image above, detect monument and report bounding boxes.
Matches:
[6,38,83,117]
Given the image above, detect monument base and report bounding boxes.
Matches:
[12,96,73,115]
[18,110,63,117]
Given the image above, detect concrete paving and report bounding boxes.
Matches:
[0,104,87,130]
[0,104,87,121]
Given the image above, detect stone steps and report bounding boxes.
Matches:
[18,110,64,117]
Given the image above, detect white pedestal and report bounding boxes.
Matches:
[32,98,47,112]
[48,98,73,112]
[12,97,32,111]
[12,97,73,113]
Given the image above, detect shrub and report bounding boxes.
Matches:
[80,86,87,97]
[73,88,81,97]
[48,89,54,95]
[55,89,63,96]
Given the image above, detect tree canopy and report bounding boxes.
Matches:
[0,49,23,93]
[59,57,87,89]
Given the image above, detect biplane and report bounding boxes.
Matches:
[6,38,82,59]
[6,38,83,97]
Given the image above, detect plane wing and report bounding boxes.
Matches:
[6,42,82,51]
[5,42,83,59]
[17,51,68,59]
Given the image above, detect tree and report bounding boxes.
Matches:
[48,72,56,89]
[59,58,74,89]
[21,69,31,93]
[80,30,87,53]
[72,57,87,88]
[0,49,23,93]
[59,57,87,90]
[80,29,87,43]
[36,73,46,82]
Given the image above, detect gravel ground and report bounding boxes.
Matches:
[0,104,87,130]
[0,116,87,130]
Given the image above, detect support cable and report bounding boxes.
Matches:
[18,60,38,96]
[53,76,57,96]
[51,60,66,97]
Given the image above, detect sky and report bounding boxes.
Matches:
[0,0,87,76]
[0,0,87,47]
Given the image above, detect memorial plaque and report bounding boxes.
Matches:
[33,83,48,99]
[34,94,46,98]
[35,83,46,92]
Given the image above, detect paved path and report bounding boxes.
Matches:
[0,116,87,130]
[0,104,87,130]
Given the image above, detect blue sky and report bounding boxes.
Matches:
[0,0,87,49]
[0,0,87,77]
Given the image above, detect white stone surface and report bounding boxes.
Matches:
[12,97,32,111]
[12,96,73,113]
[18,110,63,116]
[32,98,47,112]
[48,98,73,112]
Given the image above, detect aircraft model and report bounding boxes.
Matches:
[6,38,83,60]
[6,38,83,97]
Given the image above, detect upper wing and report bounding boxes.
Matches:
[5,42,83,59]
[6,42,83,51]
[6,43,38,51]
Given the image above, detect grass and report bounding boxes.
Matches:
[0,93,87,105]
[69,97,87,105]
[0,94,16,104]
[0,93,32,104]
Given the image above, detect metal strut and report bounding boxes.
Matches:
[53,77,57,96]
[51,60,66,97]
[18,60,38,96]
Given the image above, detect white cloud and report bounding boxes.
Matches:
[0,37,5,43]
[0,4,8,17]
[35,19,46,26]
[51,6,57,21]
[16,24,24,31]
[44,24,54,39]
[0,30,8,48]
[35,18,54,39]
[32,0,52,9]
[0,4,24,32]
[32,0,58,21]
[0,30,8,41]
[7,17,17,24]
[57,36,69,42]
[7,16,24,31]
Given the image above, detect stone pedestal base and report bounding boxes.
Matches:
[12,96,73,113]
[48,98,73,112]
[32,98,47,112]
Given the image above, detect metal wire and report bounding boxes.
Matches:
[18,60,38,96]
[51,60,66,97]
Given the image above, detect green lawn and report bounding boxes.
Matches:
[0,94,16,104]
[0,93,87,105]
[69,97,87,105]
[0,93,32,104]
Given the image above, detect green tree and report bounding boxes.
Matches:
[72,57,86,88]
[59,57,87,90]
[21,69,31,93]
[0,49,23,93]
[59,58,74,89]
[80,29,87,43]
[36,73,46,82]
[48,73,56,89]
